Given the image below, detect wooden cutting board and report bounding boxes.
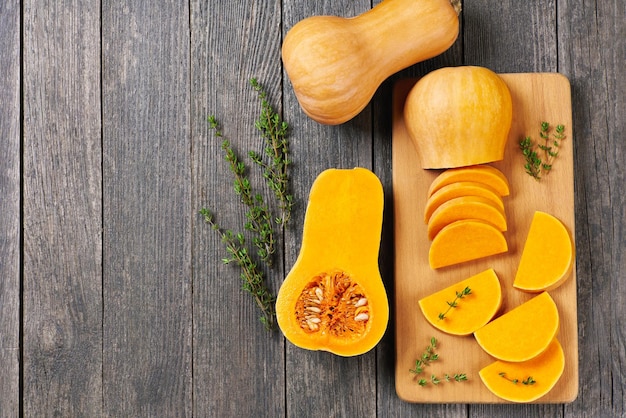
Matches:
[392,73,578,403]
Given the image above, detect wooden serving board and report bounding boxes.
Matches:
[392,73,578,403]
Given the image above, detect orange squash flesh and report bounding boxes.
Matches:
[426,195,507,240]
[276,168,389,356]
[514,211,574,292]
[474,292,559,362]
[428,165,510,197]
[479,338,565,403]
[429,219,508,269]
[418,268,502,335]
[404,66,513,169]
[424,181,504,223]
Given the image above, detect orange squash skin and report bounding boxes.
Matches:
[404,66,513,168]
[276,168,389,356]
[282,0,460,125]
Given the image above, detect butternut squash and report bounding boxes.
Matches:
[275,168,388,356]
[424,181,504,223]
[428,165,510,197]
[479,338,565,403]
[429,219,508,269]
[404,66,513,168]
[514,211,574,292]
[419,268,502,335]
[474,292,559,362]
[282,0,461,125]
[427,195,507,240]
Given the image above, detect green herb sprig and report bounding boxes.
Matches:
[519,122,566,180]
[248,78,293,226]
[410,337,469,387]
[438,286,472,320]
[199,209,276,330]
[208,115,276,266]
[498,372,536,386]
[418,373,468,387]
[409,337,439,375]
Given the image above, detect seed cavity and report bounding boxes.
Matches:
[295,270,369,337]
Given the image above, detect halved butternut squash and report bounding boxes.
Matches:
[275,168,389,356]
[418,268,502,335]
[479,338,565,403]
[424,181,504,223]
[426,195,507,240]
[474,292,559,362]
[427,165,510,197]
[514,211,574,292]
[429,219,508,269]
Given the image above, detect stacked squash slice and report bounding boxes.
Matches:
[425,165,510,269]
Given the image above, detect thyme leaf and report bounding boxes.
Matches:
[438,286,472,320]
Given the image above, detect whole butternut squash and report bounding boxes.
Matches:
[282,0,461,125]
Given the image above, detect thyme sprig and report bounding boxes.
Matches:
[199,209,276,330]
[438,286,472,320]
[410,337,469,387]
[249,78,293,226]
[498,372,536,386]
[409,337,439,375]
[208,115,276,266]
[519,122,566,180]
[418,373,468,387]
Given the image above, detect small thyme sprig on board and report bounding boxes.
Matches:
[208,115,276,266]
[409,337,439,375]
[248,78,293,227]
[199,208,276,330]
[418,373,468,387]
[519,122,566,180]
[410,337,469,387]
[438,286,472,320]
[498,372,536,386]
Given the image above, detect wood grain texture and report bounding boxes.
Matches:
[102,1,192,416]
[558,0,626,416]
[22,0,103,416]
[393,73,577,404]
[190,0,286,416]
[0,1,20,415]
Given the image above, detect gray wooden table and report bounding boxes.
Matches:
[1,0,624,416]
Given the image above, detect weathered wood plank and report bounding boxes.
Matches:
[102,1,192,416]
[190,0,286,415]
[281,1,380,417]
[558,0,626,416]
[22,0,103,416]
[0,1,20,415]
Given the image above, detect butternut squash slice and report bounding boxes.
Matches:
[429,219,508,269]
[514,211,574,292]
[427,165,510,197]
[418,268,502,335]
[426,195,507,240]
[276,168,389,356]
[424,181,504,223]
[479,338,565,403]
[474,292,559,362]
